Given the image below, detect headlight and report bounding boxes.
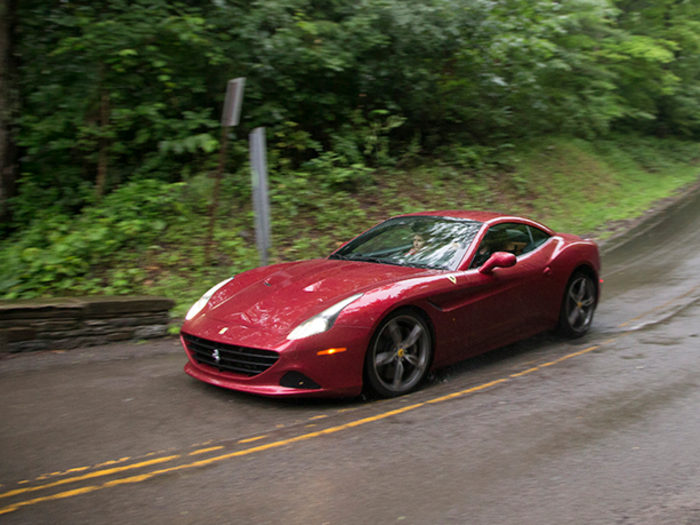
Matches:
[287,293,363,340]
[185,277,234,320]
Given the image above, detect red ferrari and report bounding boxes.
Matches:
[181,211,600,398]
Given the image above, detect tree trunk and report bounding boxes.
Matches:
[0,0,17,227]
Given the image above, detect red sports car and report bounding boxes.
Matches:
[181,211,600,398]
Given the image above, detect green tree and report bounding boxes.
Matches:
[615,0,700,136]
[0,0,17,229]
[9,0,700,231]
[14,0,225,223]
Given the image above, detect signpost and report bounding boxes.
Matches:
[206,78,246,264]
[221,78,245,127]
[206,77,271,267]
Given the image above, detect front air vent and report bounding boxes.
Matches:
[182,333,279,376]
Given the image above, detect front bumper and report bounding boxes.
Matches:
[180,314,369,397]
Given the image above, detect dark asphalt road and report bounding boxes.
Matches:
[2,189,700,524]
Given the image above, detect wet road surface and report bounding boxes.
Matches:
[1,189,700,524]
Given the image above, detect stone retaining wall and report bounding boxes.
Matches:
[0,296,175,353]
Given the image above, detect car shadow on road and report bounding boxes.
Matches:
[189,329,600,410]
[425,329,598,387]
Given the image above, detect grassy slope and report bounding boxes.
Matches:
[511,138,700,235]
[2,135,699,317]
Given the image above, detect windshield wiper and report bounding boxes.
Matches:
[354,256,386,264]
[329,253,376,262]
[331,253,407,266]
[347,255,406,266]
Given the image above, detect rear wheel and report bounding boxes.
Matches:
[365,310,433,398]
[558,272,597,337]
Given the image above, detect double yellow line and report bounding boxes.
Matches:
[0,344,601,516]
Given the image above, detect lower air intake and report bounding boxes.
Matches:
[279,371,321,390]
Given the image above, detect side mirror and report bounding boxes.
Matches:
[479,251,517,274]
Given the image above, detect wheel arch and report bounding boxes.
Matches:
[382,304,437,350]
[362,303,437,396]
[555,264,599,337]
[570,263,600,300]
[556,263,600,317]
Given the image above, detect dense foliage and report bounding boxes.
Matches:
[2,135,700,314]
[2,0,700,307]
[8,0,700,223]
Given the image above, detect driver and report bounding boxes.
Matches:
[471,230,509,268]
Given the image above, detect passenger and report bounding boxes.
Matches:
[406,233,427,256]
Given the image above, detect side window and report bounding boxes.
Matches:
[523,226,551,254]
[470,223,529,268]
[471,223,553,268]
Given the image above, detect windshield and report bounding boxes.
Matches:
[330,216,483,270]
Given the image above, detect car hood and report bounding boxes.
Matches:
[205,259,430,334]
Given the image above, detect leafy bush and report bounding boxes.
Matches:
[0,179,187,298]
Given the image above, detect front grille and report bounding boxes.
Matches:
[182,332,279,376]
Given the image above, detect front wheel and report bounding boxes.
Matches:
[558,272,597,338]
[365,310,433,398]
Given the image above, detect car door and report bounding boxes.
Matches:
[420,222,557,364]
[457,222,554,353]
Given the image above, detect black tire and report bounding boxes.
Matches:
[558,271,597,338]
[365,309,433,398]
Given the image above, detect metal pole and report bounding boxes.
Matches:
[249,127,271,266]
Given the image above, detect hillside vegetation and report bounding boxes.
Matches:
[2,0,700,314]
[1,135,698,316]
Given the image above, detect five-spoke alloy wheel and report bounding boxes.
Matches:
[365,310,433,398]
[559,272,597,337]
